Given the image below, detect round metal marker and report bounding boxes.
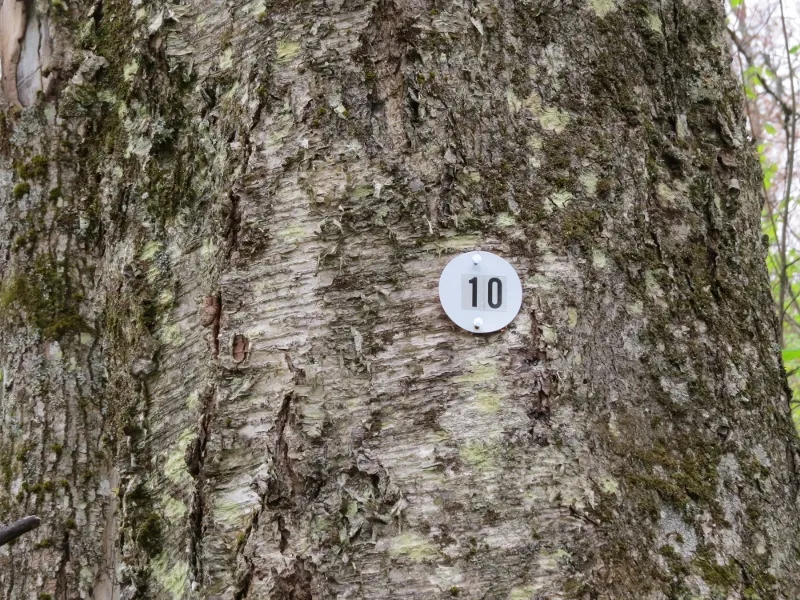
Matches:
[438,251,523,333]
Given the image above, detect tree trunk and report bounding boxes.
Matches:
[0,0,799,598]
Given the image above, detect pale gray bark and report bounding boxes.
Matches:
[0,0,799,599]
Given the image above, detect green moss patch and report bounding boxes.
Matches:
[0,256,86,339]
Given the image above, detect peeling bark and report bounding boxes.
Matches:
[0,0,26,106]
[0,0,54,107]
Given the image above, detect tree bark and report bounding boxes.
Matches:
[0,0,799,598]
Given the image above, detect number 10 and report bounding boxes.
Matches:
[466,276,504,310]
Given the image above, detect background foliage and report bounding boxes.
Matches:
[728,0,800,427]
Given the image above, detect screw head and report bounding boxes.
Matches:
[473,317,484,329]
[472,253,482,265]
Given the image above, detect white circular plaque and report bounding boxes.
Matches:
[438,251,523,333]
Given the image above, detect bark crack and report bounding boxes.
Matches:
[271,393,301,501]
[231,391,302,597]
[54,530,70,598]
[187,387,215,588]
[232,558,253,600]
[225,192,241,261]
[232,501,259,600]
[93,0,103,29]
[273,558,314,600]
[527,310,555,423]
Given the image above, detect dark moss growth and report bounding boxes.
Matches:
[124,481,151,505]
[50,443,63,458]
[0,446,13,489]
[542,136,573,172]
[561,208,603,249]
[34,538,53,549]
[626,437,720,512]
[136,513,163,556]
[0,255,86,339]
[694,550,740,589]
[658,544,679,559]
[0,465,11,488]
[16,443,30,463]
[38,593,53,600]
[48,187,62,202]
[596,177,614,197]
[17,156,48,180]
[449,586,460,596]
[655,544,690,587]
[142,144,198,226]
[63,518,76,530]
[84,0,135,93]
[13,228,39,253]
[12,182,30,200]
[672,451,718,504]
[745,503,762,523]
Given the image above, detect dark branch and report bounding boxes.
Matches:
[727,28,796,119]
[0,516,41,547]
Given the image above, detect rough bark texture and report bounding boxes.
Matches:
[0,0,799,598]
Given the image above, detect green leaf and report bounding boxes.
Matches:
[763,218,778,244]
[783,348,800,362]
[744,65,762,78]
[764,123,777,135]
[764,162,778,189]
[791,44,800,54]
[730,0,743,7]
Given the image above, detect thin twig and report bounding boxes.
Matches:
[728,28,796,119]
[777,0,796,347]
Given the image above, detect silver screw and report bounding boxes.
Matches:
[472,253,482,265]
[474,317,483,329]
